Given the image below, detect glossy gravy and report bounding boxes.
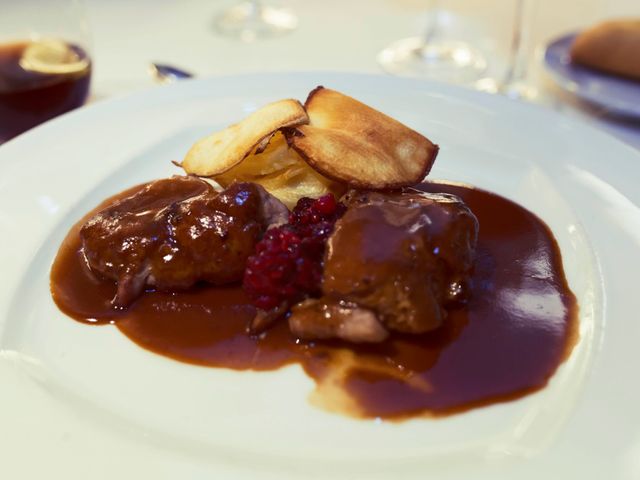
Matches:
[50,182,578,419]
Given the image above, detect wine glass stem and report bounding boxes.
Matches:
[247,0,262,19]
[422,0,441,45]
[502,0,531,89]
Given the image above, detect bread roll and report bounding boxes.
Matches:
[570,19,640,81]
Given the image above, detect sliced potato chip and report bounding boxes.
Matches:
[216,132,298,179]
[212,129,344,207]
[182,99,308,176]
[286,87,439,189]
[255,163,346,208]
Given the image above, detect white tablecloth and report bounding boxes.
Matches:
[10,0,640,149]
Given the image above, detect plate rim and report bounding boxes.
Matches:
[3,69,640,157]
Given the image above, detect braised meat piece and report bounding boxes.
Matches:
[288,189,478,342]
[289,298,388,343]
[80,176,288,307]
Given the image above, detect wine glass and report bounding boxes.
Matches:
[488,0,537,99]
[214,0,297,42]
[378,2,488,84]
[378,0,536,98]
[0,0,92,143]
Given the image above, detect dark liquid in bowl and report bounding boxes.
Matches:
[0,41,91,143]
[50,182,578,419]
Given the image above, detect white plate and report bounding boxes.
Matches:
[1,73,639,480]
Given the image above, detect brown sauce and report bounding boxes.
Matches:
[50,181,578,419]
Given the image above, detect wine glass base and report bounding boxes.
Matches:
[500,81,538,101]
[475,78,538,101]
[378,36,487,84]
[214,2,297,42]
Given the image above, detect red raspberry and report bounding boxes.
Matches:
[314,194,338,215]
[243,194,345,312]
[289,193,345,226]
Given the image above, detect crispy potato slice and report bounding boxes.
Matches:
[216,152,344,209]
[286,87,439,189]
[216,132,298,179]
[214,131,344,207]
[182,99,308,176]
[256,163,346,208]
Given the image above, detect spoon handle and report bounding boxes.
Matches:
[150,63,194,83]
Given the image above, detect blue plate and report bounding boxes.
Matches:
[544,32,640,118]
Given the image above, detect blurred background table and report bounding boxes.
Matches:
[5,0,640,148]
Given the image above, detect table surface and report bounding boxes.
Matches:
[3,0,640,146]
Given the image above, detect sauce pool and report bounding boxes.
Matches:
[50,181,578,419]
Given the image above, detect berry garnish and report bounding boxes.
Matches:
[243,194,346,315]
[289,193,346,228]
